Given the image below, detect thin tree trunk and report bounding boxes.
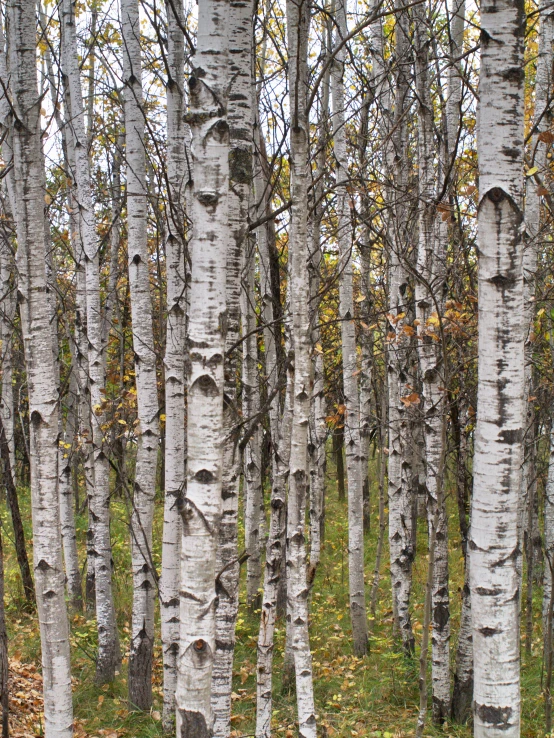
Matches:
[469,0,525,732]
[0,414,34,604]
[387,0,415,657]
[211,0,253,732]
[176,0,230,730]
[121,0,161,708]
[243,231,264,611]
[4,0,74,730]
[254,93,291,735]
[61,0,120,680]
[331,0,368,657]
[0,521,8,738]
[285,0,317,731]
[160,0,188,726]
[414,2,450,720]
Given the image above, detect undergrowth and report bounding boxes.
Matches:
[1,454,548,736]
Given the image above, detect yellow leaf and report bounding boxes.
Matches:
[526,166,538,176]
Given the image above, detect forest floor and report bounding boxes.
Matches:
[1,456,548,737]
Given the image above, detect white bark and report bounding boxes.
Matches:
[61,0,120,679]
[414,4,449,720]
[4,0,73,732]
[0,23,16,487]
[121,0,161,708]
[176,0,230,731]
[211,0,253,733]
[285,0,316,732]
[545,419,554,622]
[469,0,525,732]
[243,232,264,609]
[41,8,82,612]
[161,0,188,726]
[447,0,465,160]
[308,24,330,569]
[254,115,291,738]
[387,0,415,656]
[331,0,368,657]
[0,209,15,485]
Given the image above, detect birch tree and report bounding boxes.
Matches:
[331,0,368,657]
[121,0,161,708]
[4,0,73,732]
[160,0,189,725]
[285,0,317,732]
[469,0,525,733]
[175,0,230,730]
[212,0,254,732]
[60,0,120,679]
[387,0,415,656]
[413,2,449,720]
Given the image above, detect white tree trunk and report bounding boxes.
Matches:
[387,0,415,656]
[413,4,450,720]
[331,0,368,657]
[285,0,316,732]
[211,1,253,733]
[176,0,230,731]
[4,0,73,732]
[243,231,264,609]
[121,0,161,708]
[469,0,525,732]
[41,10,83,612]
[61,0,120,679]
[308,27,330,569]
[0,19,18,490]
[447,0,465,160]
[253,114,291,737]
[161,0,188,726]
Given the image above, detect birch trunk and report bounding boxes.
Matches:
[121,0,161,708]
[528,0,553,622]
[308,18,330,569]
[4,0,73,732]
[331,0,368,657]
[545,417,554,623]
[176,0,230,730]
[285,0,316,732]
[254,112,291,737]
[243,230,264,610]
[0,222,15,485]
[211,0,252,732]
[256,359,293,738]
[469,0,525,732]
[387,0,415,656]
[161,0,188,726]
[41,16,83,613]
[447,0,465,160]
[61,0,120,680]
[414,4,450,720]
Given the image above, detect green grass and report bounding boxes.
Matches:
[2,455,549,737]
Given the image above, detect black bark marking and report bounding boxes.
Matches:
[229,147,253,185]
[195,469,215,484]
[179,709,210,738]
[475,703,513,728]
[479,626,501,636]
[499,428,522,444]
[192,374,219,397]
[431,593,451,633]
